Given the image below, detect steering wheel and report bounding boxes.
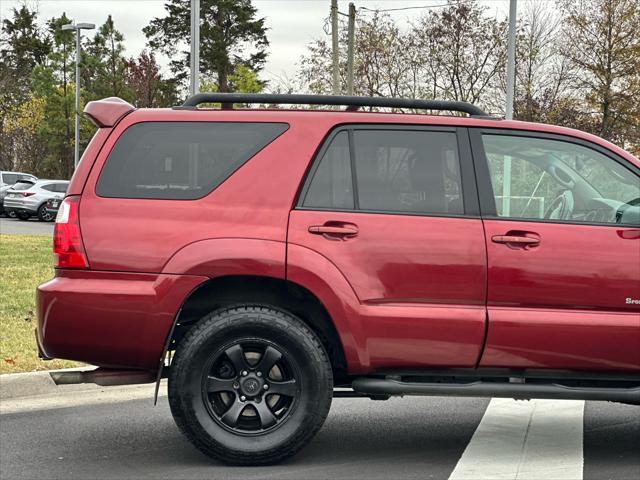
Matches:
[544,190,575,220]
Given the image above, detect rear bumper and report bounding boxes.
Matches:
[36,269,207,369]
[3,197,38,213]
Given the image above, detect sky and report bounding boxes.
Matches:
[1,0,516,85]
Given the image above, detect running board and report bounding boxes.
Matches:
[351,377,640,404]
[50,368,156,387]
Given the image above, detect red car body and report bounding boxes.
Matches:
[36,99,640,379]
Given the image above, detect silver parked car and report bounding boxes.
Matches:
[3,179,69,221]
[0,172,38,217]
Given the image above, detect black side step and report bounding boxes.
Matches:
[352,377,640,404]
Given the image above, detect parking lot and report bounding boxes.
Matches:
[0,216,54,236]
[1,387,638,480]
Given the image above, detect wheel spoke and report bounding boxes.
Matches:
[220,400,246,427]
[253,401,277,428]
[257,346,282,373]
[206,376,236,393]
[224,344,250,374]
[267,379,297,397]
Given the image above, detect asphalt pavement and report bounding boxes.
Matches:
[0,216,54,236]
[1,387,638,480]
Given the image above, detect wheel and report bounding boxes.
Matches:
[37,204,54,222]
[168,305,333,465]
[7,211,16,218]
[17,211,30,221]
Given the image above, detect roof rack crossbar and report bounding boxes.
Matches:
[181,93,487,116]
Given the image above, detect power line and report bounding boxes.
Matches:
[360,4,450,13]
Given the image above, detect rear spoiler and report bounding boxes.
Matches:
[83,97,135,128]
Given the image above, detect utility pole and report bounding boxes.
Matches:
[503,0,517,216]
[331,0,340,95]
[346,3,356,96]
[190,0,200,96]
[505,0,517,120]
[62,22,95,170]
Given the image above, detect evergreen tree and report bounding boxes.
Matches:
[144,0,269,92]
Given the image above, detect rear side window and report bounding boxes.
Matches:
[353,130,462,214]
[3,174,18,184]
[96,122,288,199]
[302,128,464,216]
[303,132,354,209]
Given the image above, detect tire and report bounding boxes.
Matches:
[168,305,333,465]
[37,204,54,222]
[7,211,16,218]
[17,211,30,221]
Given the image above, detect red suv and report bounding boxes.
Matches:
[37,94,640,465]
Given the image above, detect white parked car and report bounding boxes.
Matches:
[3,179,69,221]
[0,171,37,188]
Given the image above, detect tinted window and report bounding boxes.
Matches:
[41,184,57,192]
[353,130,463,214]
[3,174,18,184]
[483,134,640,225]
[97,122,288,199]
[53,183,68,193]
[303,132,354,209]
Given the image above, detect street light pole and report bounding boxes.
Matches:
[190,0,200,96]
[62,22,95,170]
[505,0,517,120]
[503,0,517,217]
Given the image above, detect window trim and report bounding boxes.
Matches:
[469,127,640,228]
[94,121,290,201]
[296,124,480,218]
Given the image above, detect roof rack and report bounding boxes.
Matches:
[180,93,487,117]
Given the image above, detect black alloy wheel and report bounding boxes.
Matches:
[202,340,300,434]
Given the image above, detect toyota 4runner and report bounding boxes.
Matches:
[36,93,640,465]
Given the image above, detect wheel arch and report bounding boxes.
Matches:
[165,275,350,384]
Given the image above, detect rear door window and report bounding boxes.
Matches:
[353,130,463,214]
[96,122,288,199]
[301,127,464,216]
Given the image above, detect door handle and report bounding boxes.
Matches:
[492,234,540,247]
[308,225,358,236]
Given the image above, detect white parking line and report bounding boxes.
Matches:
[448,398,585,480]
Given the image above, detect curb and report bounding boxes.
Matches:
[0,366,98,400]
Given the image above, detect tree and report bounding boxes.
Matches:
[125,50,179,107]
[0,5,51,170]
[144,0,269,93]
[85,15,131,100]
[30,13,76,178]
[559,0,640,146]
[416,1,507,110]
[299,12,420,102]
[299,1,507,113]
[3,95,48,175]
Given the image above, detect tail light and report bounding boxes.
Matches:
[21,192,36,197]
[53,196,89,269]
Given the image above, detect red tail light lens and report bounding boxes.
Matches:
[53,196,89,269]
[21,192,36,197]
